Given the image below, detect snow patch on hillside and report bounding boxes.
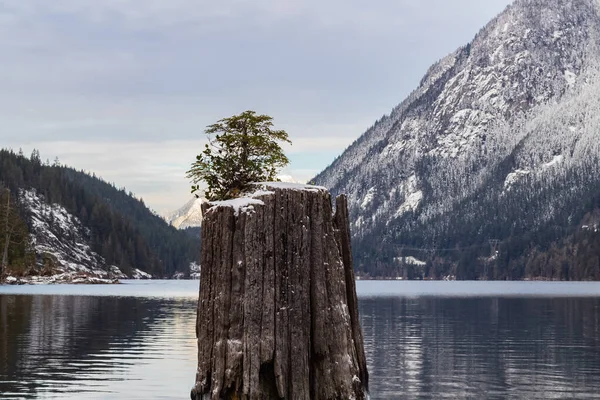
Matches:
[395,256,427,266]
[543,155,564,170]
[12,189,152,283]
[22,189,109,277]
[564,70,577,85]
[361,187,376,210]
[132,268,152,279]
[504,170,531,191]
[395,175,423,217]
[397,191,424,217]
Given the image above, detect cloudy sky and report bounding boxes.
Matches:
[1,0,512,213]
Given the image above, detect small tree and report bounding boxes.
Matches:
[187,111,291,201]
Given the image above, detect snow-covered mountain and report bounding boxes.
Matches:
[313,0,600,277]
[22,189,111,278]
[164,197,205,229]
[11,189,152,283]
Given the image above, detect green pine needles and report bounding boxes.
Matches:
[187,111,291,201]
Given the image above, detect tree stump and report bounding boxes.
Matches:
[191,183,368,400]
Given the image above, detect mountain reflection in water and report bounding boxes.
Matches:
[361,296,600,399]
[1,281,600,399]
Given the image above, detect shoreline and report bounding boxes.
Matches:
[4,273,120,285]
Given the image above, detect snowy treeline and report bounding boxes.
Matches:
[313,0,600,278]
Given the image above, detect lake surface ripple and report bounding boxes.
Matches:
[1,280,600,399]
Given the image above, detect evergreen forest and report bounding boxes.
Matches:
[0,148,199,278]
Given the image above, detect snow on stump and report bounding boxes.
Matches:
[191,183,368,400]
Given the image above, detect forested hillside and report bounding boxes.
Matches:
[0,148,199,279]
[313,0,600,280]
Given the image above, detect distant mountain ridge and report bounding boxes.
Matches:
[313,0,600,279]
[164,197,204,229]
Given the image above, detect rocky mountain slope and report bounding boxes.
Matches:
[18,188,120,283]
[164,198,204,229]
[313,0,600,279]
[9,189,152,283]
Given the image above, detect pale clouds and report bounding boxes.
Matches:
[0,0,512,211]
[19,123,360,212]
[0,1,511,33]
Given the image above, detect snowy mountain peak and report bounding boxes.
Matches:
[165,197,205,229]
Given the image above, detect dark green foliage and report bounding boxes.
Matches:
[187,111,291,201]
[182,226,201,239]
[351,156,600,281]
[0,187,35,279]
[0,148,199,277]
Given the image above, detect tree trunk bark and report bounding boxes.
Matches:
[192,184,368,400]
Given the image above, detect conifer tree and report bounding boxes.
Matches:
[187,111,291,201]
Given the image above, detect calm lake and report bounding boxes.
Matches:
[2,280,600,399]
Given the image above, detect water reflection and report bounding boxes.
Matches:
[0,295,197,399]
[2,283,600,399]
[360,297,600,399]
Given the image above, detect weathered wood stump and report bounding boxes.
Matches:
[191,183,368,400]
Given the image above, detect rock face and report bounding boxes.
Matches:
[17,189,128,283]
[312,0,600,276]
[191,183,368,400]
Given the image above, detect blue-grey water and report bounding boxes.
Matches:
[2,280,600,399]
